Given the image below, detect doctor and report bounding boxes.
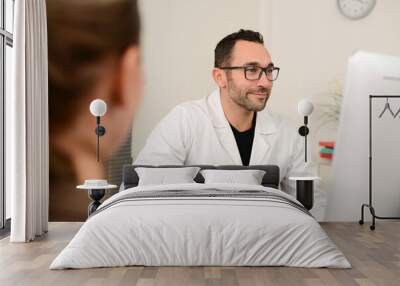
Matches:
[135,29,318,201]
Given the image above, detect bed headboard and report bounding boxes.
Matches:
[121,164,280,190]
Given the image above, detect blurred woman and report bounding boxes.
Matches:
[47,0,142,221]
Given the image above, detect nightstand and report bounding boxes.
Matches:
[77,180,118,216]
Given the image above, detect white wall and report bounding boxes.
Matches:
[258,0,400,221]
[133,0,261,158]
[263,0,400,139]
[133,0,400,221]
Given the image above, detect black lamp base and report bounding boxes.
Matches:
[88,189,105,216]
[296,180,314,210]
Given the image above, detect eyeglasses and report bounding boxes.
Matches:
[218,65,280,81]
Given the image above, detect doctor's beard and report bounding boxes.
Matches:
[226,78,271,112]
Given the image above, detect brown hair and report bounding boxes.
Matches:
[214,29,263,68]
[47,0,140,133]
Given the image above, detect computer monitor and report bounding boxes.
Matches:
[326,51,400,221]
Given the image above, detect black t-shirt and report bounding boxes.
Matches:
[229,113,257,166]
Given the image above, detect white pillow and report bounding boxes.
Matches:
[200,169,266,185]
[135,167,201,186]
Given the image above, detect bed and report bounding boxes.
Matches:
[50,165,350,269]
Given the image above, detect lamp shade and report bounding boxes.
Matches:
[297,99,314,116]
[89,99,107,117]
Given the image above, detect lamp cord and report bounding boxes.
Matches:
[96,116,100,162]
[305,133,307,163]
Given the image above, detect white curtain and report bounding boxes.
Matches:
[8,0,49,242]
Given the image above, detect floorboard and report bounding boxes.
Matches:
[0,221,399,286]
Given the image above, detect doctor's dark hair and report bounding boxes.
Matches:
[214,29,264,68]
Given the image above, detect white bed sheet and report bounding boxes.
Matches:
[50,183,350,269]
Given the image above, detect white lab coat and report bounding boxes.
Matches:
[135,90,325,218]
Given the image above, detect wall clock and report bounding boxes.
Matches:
[337,0,376,20]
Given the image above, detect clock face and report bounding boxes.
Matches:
[337,0,376,20]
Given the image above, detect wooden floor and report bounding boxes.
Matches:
[0,222,399,286]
